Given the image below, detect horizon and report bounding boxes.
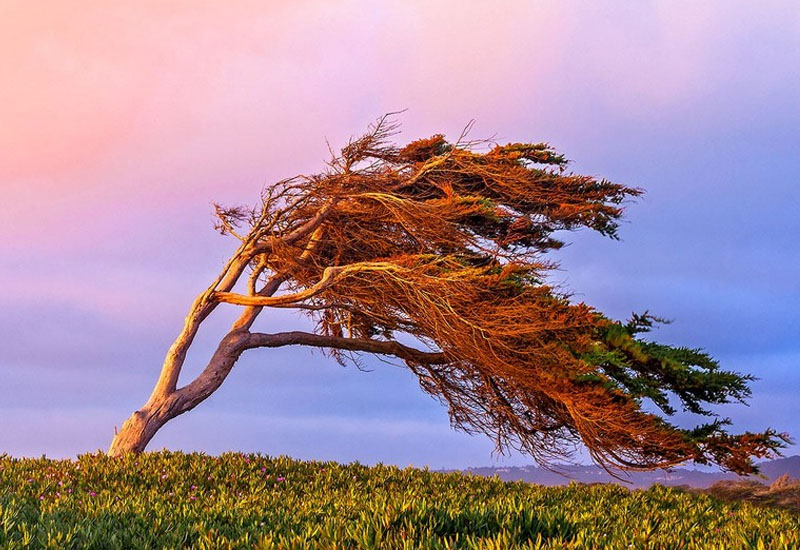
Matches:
[1,1,798,469]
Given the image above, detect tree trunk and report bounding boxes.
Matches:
[108,333,248,454]
[108,396,180,455]
[105,205,330,455]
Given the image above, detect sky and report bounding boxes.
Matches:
[1,1,798,469]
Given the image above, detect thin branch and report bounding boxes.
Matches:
[242,331,447,365]
[254,198,340,253]
[213,262,402,307]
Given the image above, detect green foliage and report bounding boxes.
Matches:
[0,452,797,549]
[582,312,757,417]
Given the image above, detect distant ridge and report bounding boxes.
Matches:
[447,455,800,489]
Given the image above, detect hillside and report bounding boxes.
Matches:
[454,455,800,489]
[0,452,798,549]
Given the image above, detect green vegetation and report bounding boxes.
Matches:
[1,452,797,549]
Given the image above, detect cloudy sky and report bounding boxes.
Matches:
[1,1,798,469]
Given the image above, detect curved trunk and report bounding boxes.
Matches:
[106,204,332,455]
[105,328,447,453]
[108,332,249,455]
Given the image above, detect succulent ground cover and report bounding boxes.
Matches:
[1,452,798,549]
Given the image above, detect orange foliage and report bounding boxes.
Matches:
[144,115,784,472]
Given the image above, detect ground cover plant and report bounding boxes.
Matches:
[1,452,797,549]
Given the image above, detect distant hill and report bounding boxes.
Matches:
[448,455,800,489]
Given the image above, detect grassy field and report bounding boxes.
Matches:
[1,452,798,549]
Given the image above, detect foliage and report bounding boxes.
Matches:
[1,452,798,550]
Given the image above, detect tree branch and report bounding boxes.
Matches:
[242,331,447,365]
[254,198,340,254]
[213,262,401,307]
[171,331,446,417]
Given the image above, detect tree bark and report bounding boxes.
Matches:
[108,331,248,454]
[108,394,182,454]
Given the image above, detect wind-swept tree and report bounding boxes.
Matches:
[109,116,786,473]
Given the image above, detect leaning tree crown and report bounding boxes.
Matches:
[109,116,786,473]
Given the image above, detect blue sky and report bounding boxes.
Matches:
[1,1,798,468]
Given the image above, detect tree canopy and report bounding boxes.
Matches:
[109,116,786,473]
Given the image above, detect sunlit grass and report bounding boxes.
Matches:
[1,451,797,549]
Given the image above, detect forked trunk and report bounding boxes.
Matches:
[108,331,249,454]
